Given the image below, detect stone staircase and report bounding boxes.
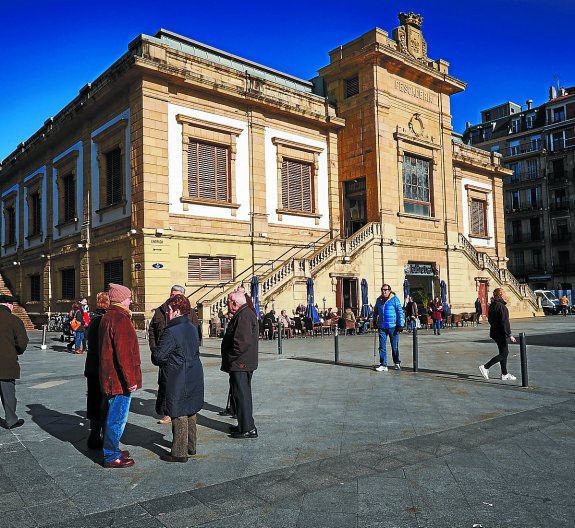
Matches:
[202,222,382,319]
[457,234,540,311]
[0,272,35,330]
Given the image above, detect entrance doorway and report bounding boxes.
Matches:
[343,178,367,237]
[336,277,359,315]
[405,262,439,312]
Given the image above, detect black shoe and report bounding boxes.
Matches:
[229,425,240,433]
[8,419,24,430]
[160,454,188,463]
[87,436,103,450]
[230,428,258,439]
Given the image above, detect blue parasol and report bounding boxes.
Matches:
[250,275,261,320]
[403,279,410,305]
[360,278,370,318]
[305,277,320,324]
[440,280,447,304]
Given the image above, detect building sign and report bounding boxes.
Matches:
[394,80,436,105]
[405,263,434,276]
[134,263,142,271]
[152,263,164,269]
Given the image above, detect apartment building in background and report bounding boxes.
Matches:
[464,85,575,290]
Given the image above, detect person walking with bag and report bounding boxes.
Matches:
[373,284,405,371]
[152,295,204,462]
[479,288,517,381]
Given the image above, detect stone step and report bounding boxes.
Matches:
[0,272,36,329]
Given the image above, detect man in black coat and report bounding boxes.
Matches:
[221,290,259,438]
[479,288,517,381]
[0,294,29,429]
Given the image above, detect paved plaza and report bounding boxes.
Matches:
[1,316,574,527]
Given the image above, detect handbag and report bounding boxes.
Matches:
[70,319,81,331]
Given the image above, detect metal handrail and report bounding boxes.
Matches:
[193,231,332,304]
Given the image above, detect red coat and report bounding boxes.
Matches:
[98,304,142,396]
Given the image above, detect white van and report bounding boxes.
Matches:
[533,290,560,314]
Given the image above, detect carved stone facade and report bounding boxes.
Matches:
[0,14,539,328]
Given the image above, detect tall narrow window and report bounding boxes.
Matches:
[30,192,42,235]
[281,159,313,213]
[105,148,123,206]
[403,155,431,216]
[62,174,76,222]
[5,206,16,245]
[61,269,75,300]
[470,199,487,237]
[30,275,41,302]
[187,140,230,202]
[104,260,123,289]
[527,159,538,179]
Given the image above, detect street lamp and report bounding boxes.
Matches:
[271,297,276,311]
[322,296,326,312]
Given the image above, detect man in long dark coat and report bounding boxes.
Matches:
[221,290,259,438]
[0,294,29,429]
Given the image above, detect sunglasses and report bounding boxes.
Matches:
[381,288,390,292]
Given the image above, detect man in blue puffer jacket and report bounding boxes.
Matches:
[373,284,405,372]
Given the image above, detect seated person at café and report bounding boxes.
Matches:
[262,310,276,340]
[278,309,294,336]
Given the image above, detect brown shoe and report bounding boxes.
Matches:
[157,416,171,424]
[160,454,187,463]
[103,457,135,468]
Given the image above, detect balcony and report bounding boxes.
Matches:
[506,234,523,244]
[549,137,575,152]
[549,201,570,213]
[553,263,575,274]
[552,233,572,244]
[504,172,543,184]
[503,144,542,158]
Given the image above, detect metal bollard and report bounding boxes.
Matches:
[41,324,48,350]
[412,327,419,372]
[519,332,528,387]
[334,325,339,363]
[277,322,283,355]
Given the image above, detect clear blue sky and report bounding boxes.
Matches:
[1,0,573,162]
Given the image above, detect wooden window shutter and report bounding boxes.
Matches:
[104,260,123,289]
[281,159,312,213]
[188,140,229,202]
[188,256,233,282]
[106,148,122,205]
[61,269,75,300]
[63,174,75,221]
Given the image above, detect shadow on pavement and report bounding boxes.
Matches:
[287,357,374,370]
[26,403,172,460]
[131,395,231,433]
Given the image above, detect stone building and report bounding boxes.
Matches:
[0,13,539,329]
[464,85,575,290]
